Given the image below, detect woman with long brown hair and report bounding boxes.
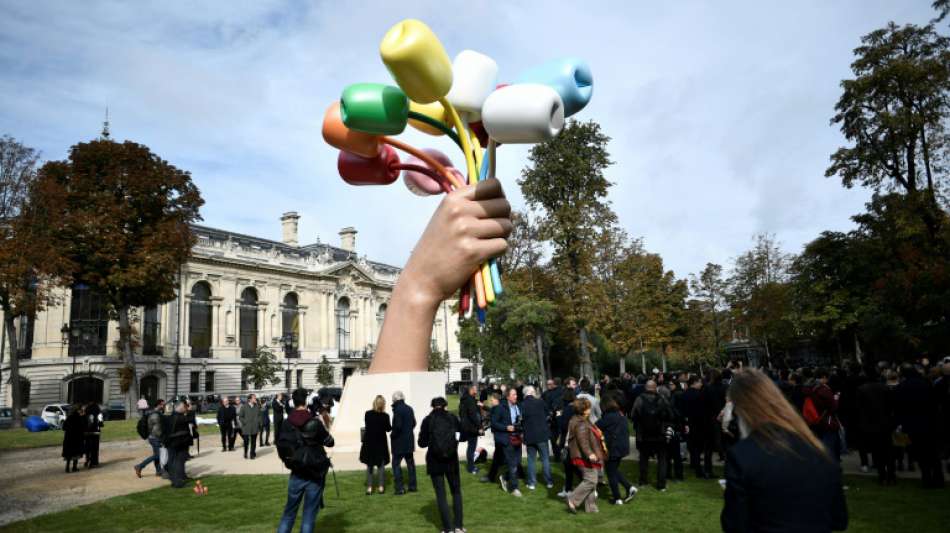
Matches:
[721,369,847,532]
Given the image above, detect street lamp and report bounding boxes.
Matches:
[61,323,72,369]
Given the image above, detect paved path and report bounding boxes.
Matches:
[0,433,923,527]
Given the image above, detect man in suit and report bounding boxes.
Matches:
[272,393,286,443]
[491,387,524,497]
[542,379,564,457]
[521,386,553,490]
[390,390,418,494]
[216,397,236,451]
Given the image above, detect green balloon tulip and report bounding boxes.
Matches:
[340,83,409,135]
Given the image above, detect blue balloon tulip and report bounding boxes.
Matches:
[516,58,592,117]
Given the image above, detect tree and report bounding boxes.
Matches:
[0,136,70,427]
[428,341,448,372]
[727,234,796,368]
[316,356,335,386]
[519,120,616,378]
[457,294,554,380]
[244,346,282,389]
[827,23,950,207]
[41,139,203,410]
[689,263,728,361]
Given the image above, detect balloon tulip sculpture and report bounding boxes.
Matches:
[322,18,593,321]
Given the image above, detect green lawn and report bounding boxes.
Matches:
[0,418,140,451]
[3,460,946,532]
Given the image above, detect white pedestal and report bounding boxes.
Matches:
[329,371,444,454]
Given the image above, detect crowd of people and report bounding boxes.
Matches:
[60,401,103,473]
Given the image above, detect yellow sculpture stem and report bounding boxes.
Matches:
[439,97,477,184]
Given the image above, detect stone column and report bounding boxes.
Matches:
[182,294,192,358]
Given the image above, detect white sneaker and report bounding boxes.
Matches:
[511,489,523,497]
[499,477,508,493]
[546,483,554,489]
[526,484,536,491]
[613,499,624,506]
[860,466,869,474]
[624,486,638,503]
[557,490,569,498]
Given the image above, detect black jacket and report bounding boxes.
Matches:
[217,405,236,427]
[359,410,391,466]
[596,410,630,459]
[458,392,481,438]
[855,381,894,436]
[722,427,848,533]
[390,400,416,456]
[277,409,334,482]
[895,376,937,437]
[682,388,708,435]
[542,386,564,415]
[272,399,285,427]
[631,391,673,444]
[521,396,550,445]
[418,409,461,475]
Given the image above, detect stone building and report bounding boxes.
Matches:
[1,213,472,412]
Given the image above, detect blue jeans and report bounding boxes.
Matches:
[526,442,552,486]
[277,474,325,533]
[503,443,522,491]
[392,453,417,491]
[136,437,162,474]
[465,435,479,473]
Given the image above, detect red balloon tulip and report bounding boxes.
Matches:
[337,144,400,186]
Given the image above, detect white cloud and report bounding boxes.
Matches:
[0,0,937,277]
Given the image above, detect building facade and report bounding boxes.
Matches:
[1,213,473,412]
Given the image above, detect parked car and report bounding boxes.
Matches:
[0,407,13,429]
[41,403,71,428]
[444,381,473,395]
[104,400,126,421]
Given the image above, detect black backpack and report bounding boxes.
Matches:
[428,411,458,461]
[136,412,151,440]
[638,396,664,440]
[278,419,332,481]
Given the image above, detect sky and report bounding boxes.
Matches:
[0,0,939,279]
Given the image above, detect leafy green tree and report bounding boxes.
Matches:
[0,136,71,427]
[727,234,796,367]
[689,263,728,360]
[244,346,282,389]
[519,120,616,378]
[827,22,950,207]
[41,139,203,409]
[316,355,335,386]
[428,341,449,372]
[457,294,554,380]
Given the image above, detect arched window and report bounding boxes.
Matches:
[68,284,108,356]
[239,287,259,358]
[189,282,212,358]
[142,305,161,355]
[336,297,350,352]
[375,304,387,342]
[67,376,103,404]
[282,292,300,357]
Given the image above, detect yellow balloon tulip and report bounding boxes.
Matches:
[407,100,448,136]
[379,19,452,104]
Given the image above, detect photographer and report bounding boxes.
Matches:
[491,387,524,497]
[277,388,334,533]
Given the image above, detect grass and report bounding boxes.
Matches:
[0,418,140,451]
[3,460,947,532]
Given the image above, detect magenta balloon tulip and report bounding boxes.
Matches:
[402,148,457,196]
[337,144,400,186]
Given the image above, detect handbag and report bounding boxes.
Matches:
[159,446,168,467]
[892,430,911,448]
[509,434,523,447]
